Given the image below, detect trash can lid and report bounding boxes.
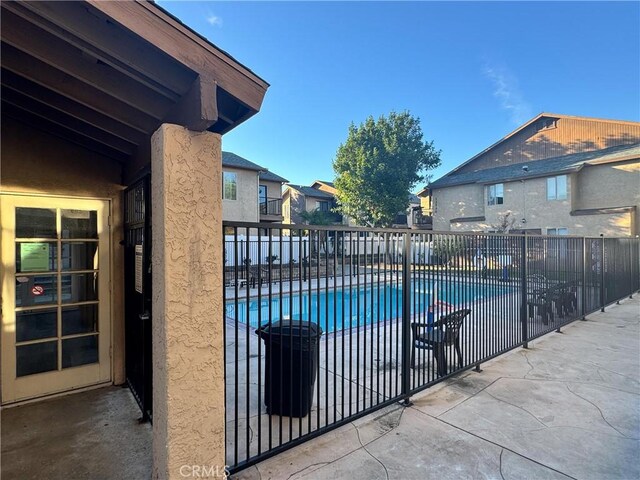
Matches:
[256,319,323,343]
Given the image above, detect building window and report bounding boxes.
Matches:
[223,172,237,200]
[547,227,569,235]
[547,175,567,200]
[317,200,330,212]
[487,183,504,206]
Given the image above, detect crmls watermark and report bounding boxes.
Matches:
[179,465,230,478]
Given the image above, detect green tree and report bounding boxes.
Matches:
[298,209,336,226]
[333,111,441,227]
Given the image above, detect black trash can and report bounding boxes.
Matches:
[256,319,323,417]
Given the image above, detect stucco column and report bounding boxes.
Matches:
[151,124,225,479]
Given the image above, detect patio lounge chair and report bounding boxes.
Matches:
[410,308,471,376]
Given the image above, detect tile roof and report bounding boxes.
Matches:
[222,151,288,182]
[429,143,640,189]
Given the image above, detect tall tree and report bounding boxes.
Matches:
[333,111,441,227]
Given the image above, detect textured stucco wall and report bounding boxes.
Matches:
[222,167,258,222]
[284,189,306,224]
[436,170,636,236]
[151,124,225,479]
[0,117,126,385]
[574,161,639,235]
[432,184,484,231]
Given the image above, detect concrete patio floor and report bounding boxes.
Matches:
[0,298,636,480]
[235,296,640,480]
[0,386,152,480]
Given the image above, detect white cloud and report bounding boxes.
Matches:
[206,14,222,27]
[483,63,532,125]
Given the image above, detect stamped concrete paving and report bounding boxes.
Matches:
[235,297,640,480]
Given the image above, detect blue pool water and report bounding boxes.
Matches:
[226,282,513,333]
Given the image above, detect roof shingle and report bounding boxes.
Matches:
[221,151,288,182]
[429,143,640,189]
[286,185,335,199]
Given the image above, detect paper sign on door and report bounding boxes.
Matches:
[20,243,50,272]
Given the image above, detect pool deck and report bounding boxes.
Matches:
[234,296,640,480]
[1,297,636,480]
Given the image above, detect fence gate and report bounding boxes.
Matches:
[124,176,153,420]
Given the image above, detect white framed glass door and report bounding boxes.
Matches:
[1,194,111,404]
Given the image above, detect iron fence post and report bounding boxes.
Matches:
[581,236,587,320]
[520,234,528,348]
[401,231,413,406]
[628,238,634,298]
[600,236,605,312]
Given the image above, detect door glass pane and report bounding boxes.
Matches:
[16,308,58,342]
[61,210,97,239]
[61,273,98,303]
[62,304,97,336]
[61,242,98,271]
[16,341,58,377]
[62,335,98,368]
[16,242,57,273]
[15,275,58,307]
[15,208,56,238]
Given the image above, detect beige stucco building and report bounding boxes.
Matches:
[282,181,343,225]
[222,151,288,224]
[428,114,640,236]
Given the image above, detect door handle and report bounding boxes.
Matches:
[139,312,150,321]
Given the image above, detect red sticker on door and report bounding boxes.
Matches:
[31,285,44,296]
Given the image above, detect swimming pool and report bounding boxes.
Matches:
[225,282,513,333]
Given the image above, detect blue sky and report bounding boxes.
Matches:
[159,1,640,189]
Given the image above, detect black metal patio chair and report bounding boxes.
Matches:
[527,287,554,325]
[410,308,471,376]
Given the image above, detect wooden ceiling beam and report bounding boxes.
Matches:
[1,43,159,134]
[86,0,268,113]
[2,87,137,156]
[5,0,193,100]
[1,9,173,121]
[163,76,218,132]
[1,69,147,146]
[2,102,129,163]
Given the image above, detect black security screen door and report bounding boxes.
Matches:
[124,176,152,421]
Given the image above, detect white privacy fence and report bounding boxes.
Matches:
[224,236,309,266]
[224,234,433,267]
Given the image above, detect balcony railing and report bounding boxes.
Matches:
[413,212,433,226]
[259,197,282,216]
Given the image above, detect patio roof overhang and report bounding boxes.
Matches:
[1,0,269,170]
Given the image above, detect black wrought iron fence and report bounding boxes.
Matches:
[223,222,639,473]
